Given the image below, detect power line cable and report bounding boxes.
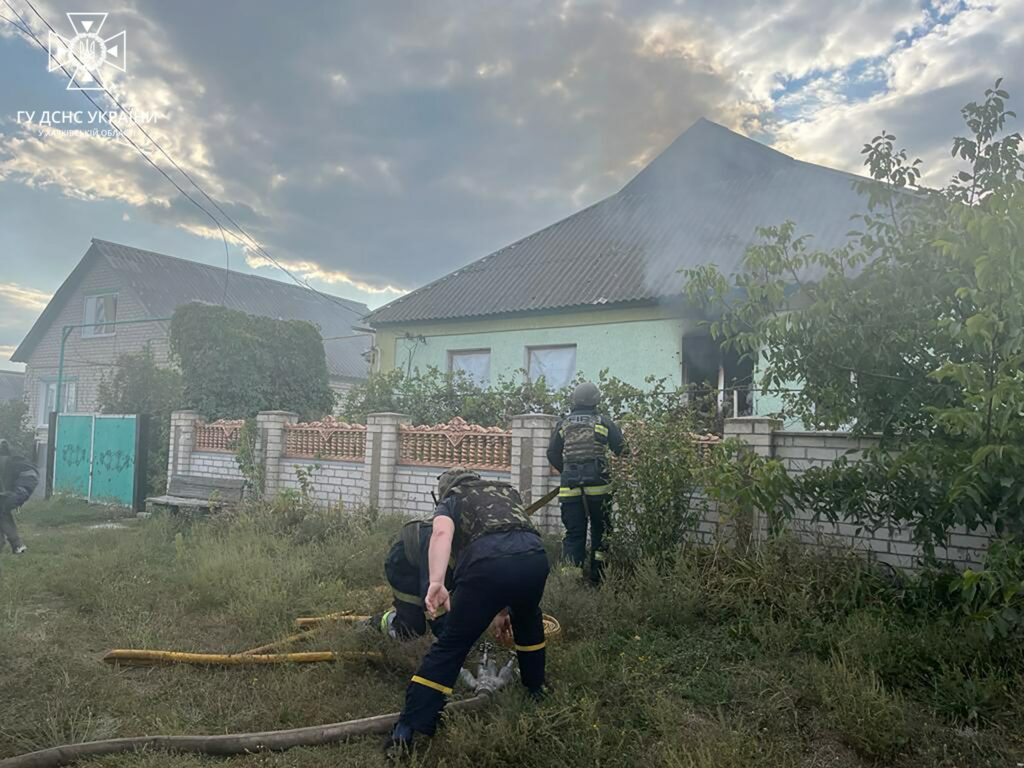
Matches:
[18,0,360,313]
[1,0,234,305]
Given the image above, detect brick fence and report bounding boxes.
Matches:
[168,410,563,531]
[166,411,993,567]
[720,417,991,571]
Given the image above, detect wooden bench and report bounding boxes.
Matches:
[145,474,246,515]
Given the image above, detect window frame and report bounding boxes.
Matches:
[82,292,118,338]
[447,348,492,385]
[525,344,578,390]
[37,377,78,426]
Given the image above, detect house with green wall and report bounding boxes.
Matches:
[365,118,869,421]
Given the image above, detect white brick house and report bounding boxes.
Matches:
[10,239,371,430]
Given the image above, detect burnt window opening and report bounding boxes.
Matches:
[682,334,755,418]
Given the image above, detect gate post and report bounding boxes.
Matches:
[168,410,199,484]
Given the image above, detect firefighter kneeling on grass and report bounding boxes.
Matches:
[363,519,455,640]
[547,382,625,583]
[384,467,550,756]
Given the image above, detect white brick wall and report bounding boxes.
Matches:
[277,459,368,509]
[189,450,244,480]
[720,419,991,571]
[24,258,171,430]
[392,467,512,519]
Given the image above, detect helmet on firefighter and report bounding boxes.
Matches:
[437,466,480,501]
[571,381,601,409]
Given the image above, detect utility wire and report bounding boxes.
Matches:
[1,0,235,305]
[19,0,360,313]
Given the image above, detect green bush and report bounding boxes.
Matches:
[169,303,335,420]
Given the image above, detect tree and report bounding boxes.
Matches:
[96,346,184,496]
[684,81,1024,550]
[0,398,35,459]
[169,303,335,420]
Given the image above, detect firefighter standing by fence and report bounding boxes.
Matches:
[547,382,625,583]
[385,467,549,756]
[364,519,455,640]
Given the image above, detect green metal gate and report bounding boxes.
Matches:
[51,414,146,509]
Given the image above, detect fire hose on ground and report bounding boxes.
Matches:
[0,657,517,768]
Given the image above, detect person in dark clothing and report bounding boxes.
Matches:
[546,382,625,582]
[366,519,455,640]
[0,439,38,555]
[384,467,550,756]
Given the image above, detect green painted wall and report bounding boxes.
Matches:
[373,305,788,420]
[389,315,689,388]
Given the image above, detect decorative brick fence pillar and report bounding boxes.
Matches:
[365,412,410,514]
[256,411,299,494]
[511,413,560,532]
[168,410,199,482]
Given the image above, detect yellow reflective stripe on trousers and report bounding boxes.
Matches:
[514,641,546,652]
[558,487,582,497]
[411,675,453,695]
[393,589,424,607]
[583,484,611,495]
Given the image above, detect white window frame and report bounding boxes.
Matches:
[83,293,118,338]
[37,379,78,426]
[447,348,491,385]
[525,344,577,390]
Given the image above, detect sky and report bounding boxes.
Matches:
[0,0,1021,372]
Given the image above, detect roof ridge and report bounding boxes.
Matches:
[91,238,368,314]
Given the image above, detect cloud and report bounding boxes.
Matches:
[244,254,407,296]
[0,0,1020,312]
[0,282,50,312]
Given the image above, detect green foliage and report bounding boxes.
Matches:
[684,82,1024,550]
[0,397,34,458]
[169,303,335,420]
[608,414,706,568]
[96,346,184,496]
[701,439,794,544]
[951,539,1024,640]
[234,417,264,499]
[342,366,721,430]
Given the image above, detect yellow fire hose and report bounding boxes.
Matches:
[294,611,369,630]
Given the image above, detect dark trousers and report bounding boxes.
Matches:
[560,493,611,580]
[0,507,22,551]
[399,549,549,735]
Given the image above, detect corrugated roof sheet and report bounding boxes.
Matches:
[366,118,871,325]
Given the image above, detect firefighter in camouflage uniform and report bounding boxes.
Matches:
[385,467,550,755]
[547,382,625,582]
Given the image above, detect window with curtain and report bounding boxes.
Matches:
[527,345,577,389]
[448,349,491,385]
[83,293,118,337]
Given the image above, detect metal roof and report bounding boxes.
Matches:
[0,371,24,402]
[366,118,871,325]
[13,240,371,380]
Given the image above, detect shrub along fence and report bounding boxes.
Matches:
[167,410,994,566]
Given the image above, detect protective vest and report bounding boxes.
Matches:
[0,456,8,493]
[399,519,428,568]
[560,414,609,488]
[447,479,536,555]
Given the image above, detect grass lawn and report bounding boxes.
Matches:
[0,496,1022,767]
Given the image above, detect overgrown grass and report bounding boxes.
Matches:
[0,498,1021,767]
